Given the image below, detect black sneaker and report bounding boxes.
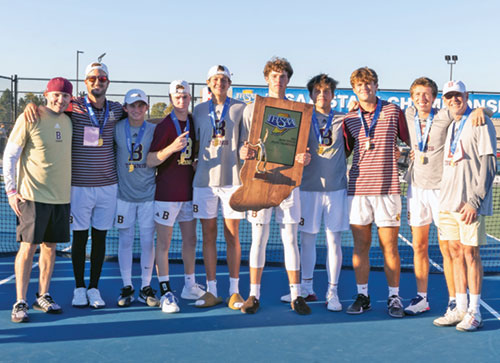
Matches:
[117,285,135,307]
[33,293,62,314]
[241,296,260,314]
[346,294,371,314]
[138,286,160,307]
[11,301,29,323]
[291,296,311,315]
[387,295,404,318]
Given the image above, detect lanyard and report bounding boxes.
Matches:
[209,97,231,136]
[170,111,190,152]
[312,109,334,145]
[125,119,146,162]
[84,96,109,136]
[450,107,471,155]
[414,108,435,152]
[357,98,382,139]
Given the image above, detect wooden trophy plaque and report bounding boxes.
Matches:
[229,95,313,212]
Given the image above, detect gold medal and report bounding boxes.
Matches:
[365,140,371,150]
[317,144,325,155]
[128,164,134,173]
[97,138,103,147]
[212,137,220,147]
[450,160,455,167]
[420,155,425,164]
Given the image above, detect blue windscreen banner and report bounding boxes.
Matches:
[231,87,500,118]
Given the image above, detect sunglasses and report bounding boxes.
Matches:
[86,76,109,83]
[443,92,463,100]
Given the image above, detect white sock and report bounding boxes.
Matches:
[388,286,399,298]
[139,226,155,289]
[118,227,134,287]
[250,284,261,299]
[229,277,239,295]
[357,284,368,297]
[469,294,481,315]
[449,296,456,303]
[456,293,468,312]
[290,283,300,301]
[184,273,195,288]
[301,278,313,294]
[417,292,427,299]
[158,275,169,283]
[207,280,217,297]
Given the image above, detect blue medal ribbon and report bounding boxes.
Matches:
[357,98,382,140]
[414,108,435,152]
[125,119,146,162]
[450,107,472,155]
[170,110,190,152]
[312,108,334,145]
[84,96,109,138]
[209,97,231,137]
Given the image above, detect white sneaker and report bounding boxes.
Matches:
[326,289,342,312]
[433,303,466,327]
[404,295,430,315]
[161,291,180,313]
[456,311,483,332]
[87,288,106,309]
[72,287,89,308]
[181,283,205,300]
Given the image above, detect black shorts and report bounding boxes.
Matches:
[17,200,70,244]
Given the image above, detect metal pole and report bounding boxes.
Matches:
[13,74,18,120]
[449,63,453,81]
[76,50,84,96]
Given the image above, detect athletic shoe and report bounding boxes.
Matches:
[241,296,260,314]
[456,311,483,332]
[404,295,430,315]
[33,293,62,314]
[138,286,160,307]
[291,296,311,315]
[280,291,318,303]
[433,302,467,327]
[387,295,404,318]
[161,291,180,313]
[72,287,89,308]
[181,283,205,300]
[326,289,342,312]
[117,285,135,307]
[11,301,29,323]
[194,292,223,308]
[87,288,106,309]
[346,294,371,314]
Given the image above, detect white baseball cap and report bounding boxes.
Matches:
[207,65,231,81]
[442,80,466,96]
[85,62,109,77]
[124,89,148,105]
[169,80,191,95]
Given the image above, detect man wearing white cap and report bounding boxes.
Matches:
[192,65,247,309]
[114,89,159,307]
[147,80,198,313]
[4,77,73,322]
[435,80,496,332]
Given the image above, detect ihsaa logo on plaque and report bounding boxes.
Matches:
[265,112,297,135]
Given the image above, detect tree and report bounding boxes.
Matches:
[0,88,13,125]
[150,102,172,119]
[18,92,45,114]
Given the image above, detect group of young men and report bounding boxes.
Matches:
[4,57,496,333]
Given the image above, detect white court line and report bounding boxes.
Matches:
[398,233,500,321]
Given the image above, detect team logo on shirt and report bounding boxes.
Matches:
[265,112,297,135]
[320,128,333,146]
[55,123,62,142]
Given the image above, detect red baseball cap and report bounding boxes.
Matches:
[45,77,73,95]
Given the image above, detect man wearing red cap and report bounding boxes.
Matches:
[3,77,73,322]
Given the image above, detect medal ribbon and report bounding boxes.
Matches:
[208,97,231,137]
[125,119,147,162]
[414,108,435,153]
[170,111,190,153]
[450,107,471,155]
[357,98,382,140]
[312,108,334,145]
[84,95,109,138]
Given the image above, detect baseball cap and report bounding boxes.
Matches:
[85,62,109,77]
[442,80,466,96]
[124,89,148,105]
[45,77,73,95]
[207,65,231,81]
[169,80,191,95]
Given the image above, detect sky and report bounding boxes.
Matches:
[1,0,499,96]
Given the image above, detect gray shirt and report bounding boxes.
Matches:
[114,119,156,202]
[301,110,347,192]
[193,98,246,187]
[439,112,497,215]
[405,106,453,190]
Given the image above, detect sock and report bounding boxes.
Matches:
[301,278,313,294]
[417,292,427,299]
[456,293,468,312]
[290,283,300,301]
[250,284,261,300]
[357,284,368,297]
[449,296,456,303]
[328,283,338,294]
[118,227,134,287]
[469,294,481,315]
[139,226,155,289]
[229,277,239,295]
[184,274,195,288]
[388,286,399,298]
[207,280,217,297]
[159,276,170,295]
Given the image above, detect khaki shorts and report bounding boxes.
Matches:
[438,211,487,246]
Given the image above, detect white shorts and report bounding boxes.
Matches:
[247,188,301,225]
[407,185,440,227]
[348,194,401,227]
[193,186,245,219]
[154,201,193,227]
[114,199,155,229]
[70,184,118,231]
[299,189,349,234]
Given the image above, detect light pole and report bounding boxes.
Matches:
[98,53,106,63]
[76,50,84,95]
[444,55,458,81]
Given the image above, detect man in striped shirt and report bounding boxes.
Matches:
[343,67,409,318]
